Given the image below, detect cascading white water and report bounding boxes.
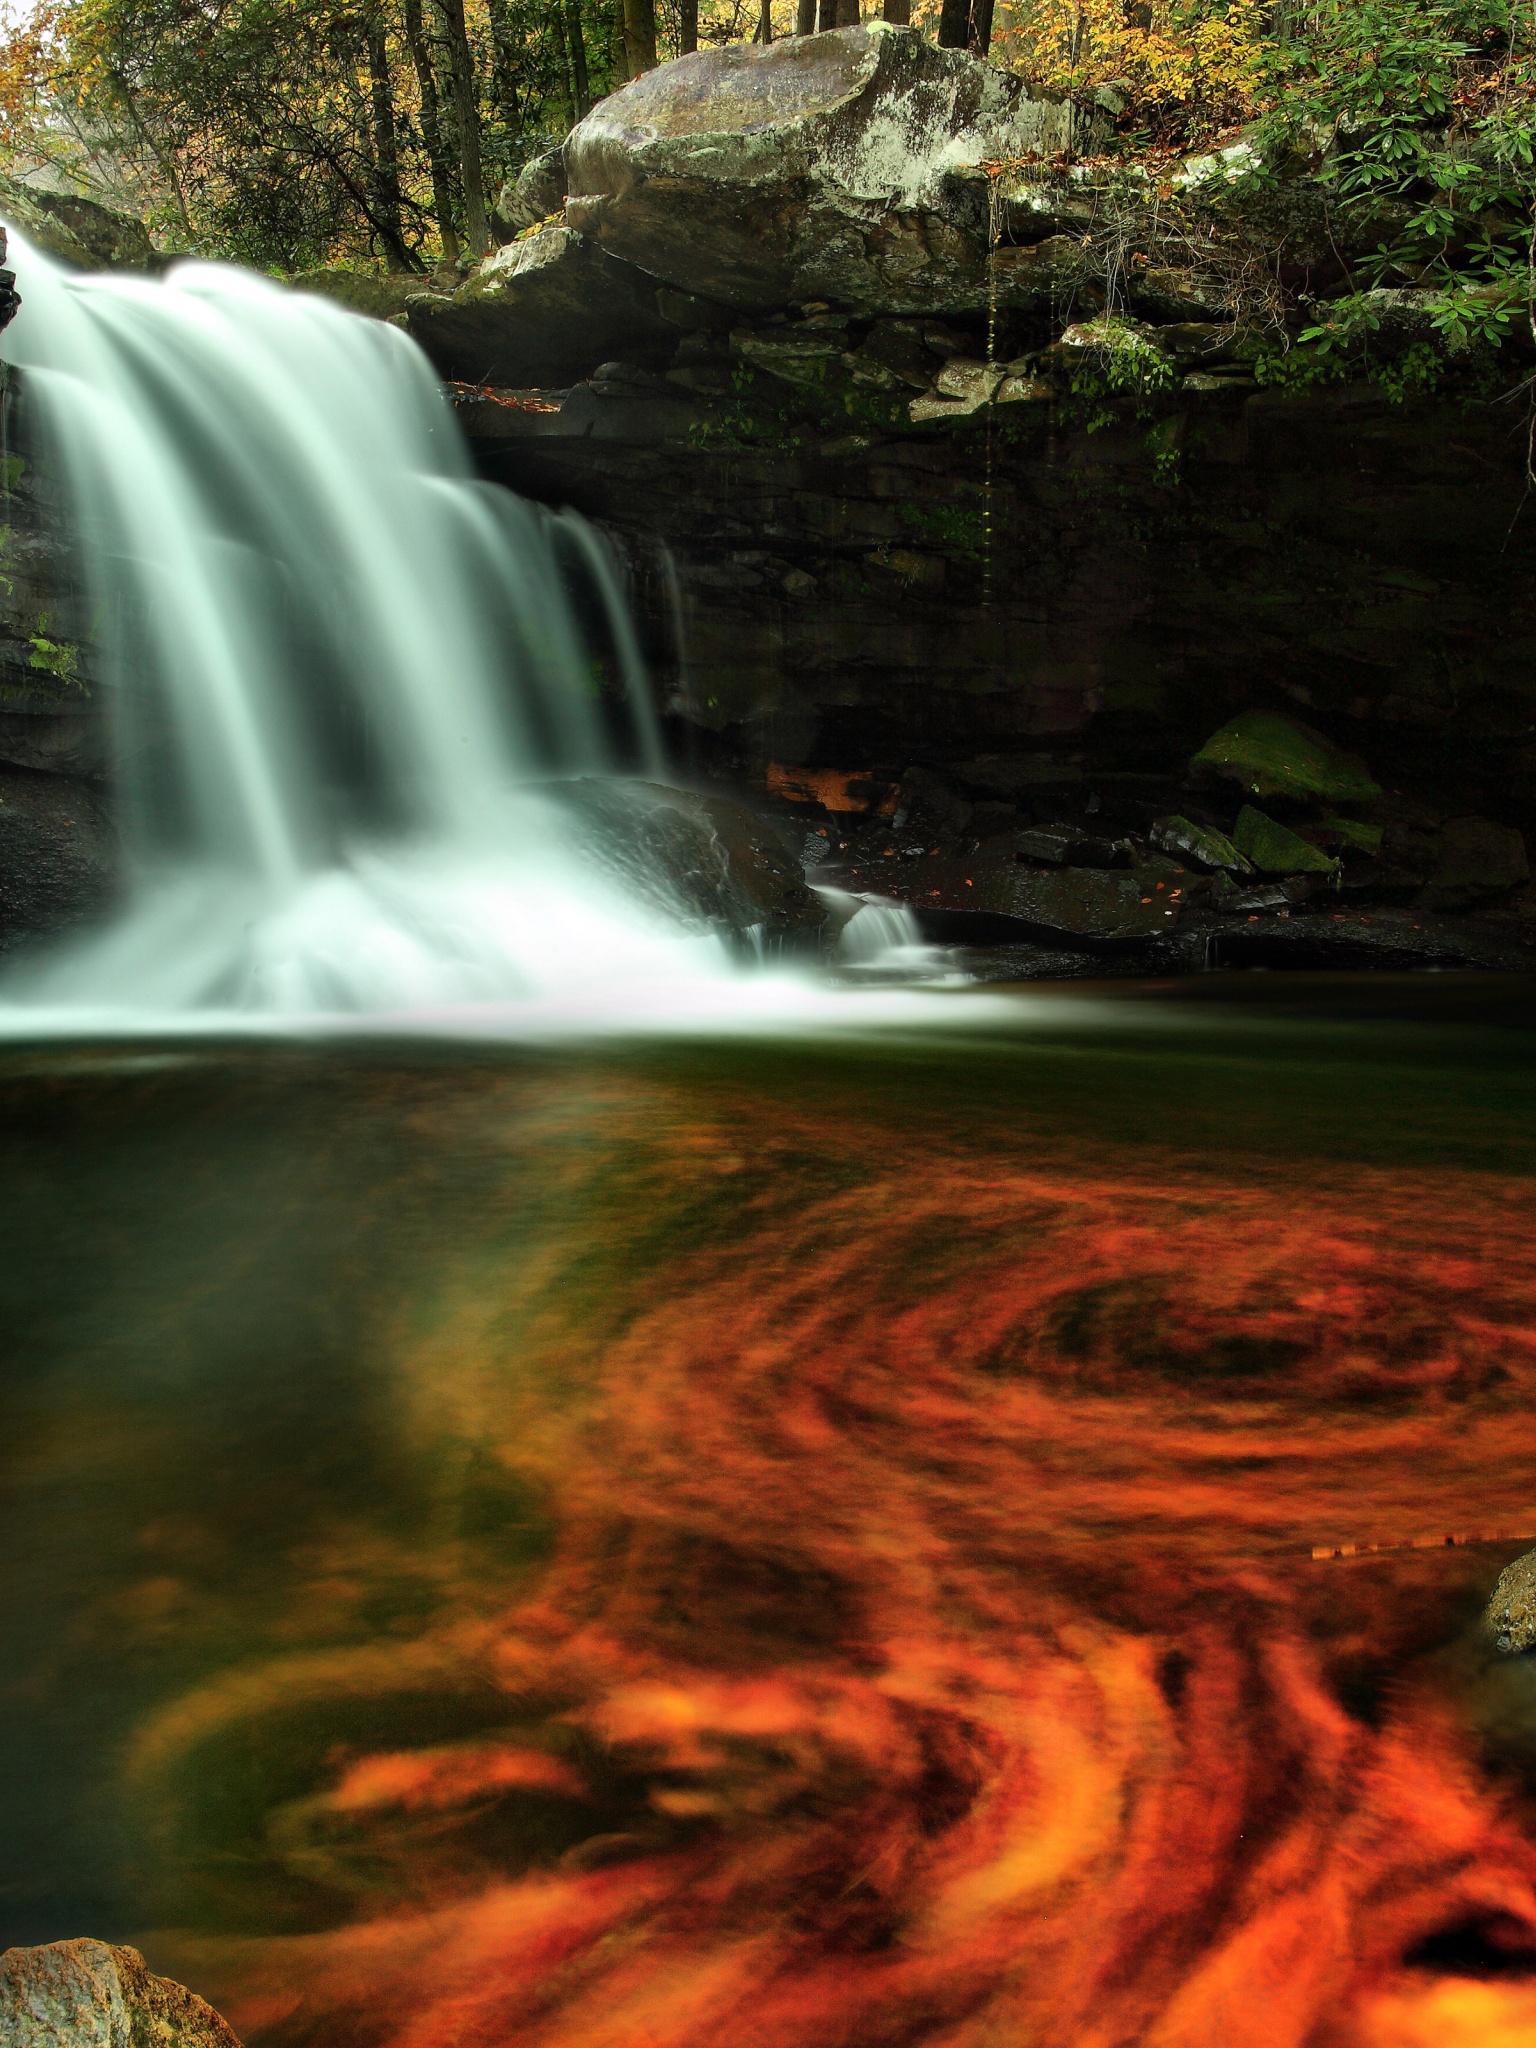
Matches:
[0,237,733,1016]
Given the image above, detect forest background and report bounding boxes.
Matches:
[0,0,1533,339]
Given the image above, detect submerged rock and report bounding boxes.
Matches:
[1192,710,1382,805]
[561,26,1073,316]
[1485,1549,1536,1655]
[0,1939,241,2045]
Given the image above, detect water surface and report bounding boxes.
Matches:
[7,980,1536,2047]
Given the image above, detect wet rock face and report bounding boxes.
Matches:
[0,387,103,777]
[478,363,1536,874]
[1485,1550,1536,1655]
[546,777,833,954]
[0,765,117,951]
[0,227,17,333]
[562,26,1072,315]
[0,1938,241,2045]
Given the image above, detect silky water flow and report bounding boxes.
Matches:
[0,238,853,1020]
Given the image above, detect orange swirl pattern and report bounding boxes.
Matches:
[147,1083,1536,2048]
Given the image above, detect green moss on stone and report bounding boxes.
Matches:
[1232,804,1342,876]
[1321,815,1384,854]
[1192,710,1381,804]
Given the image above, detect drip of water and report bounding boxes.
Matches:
[0,239,727,1014]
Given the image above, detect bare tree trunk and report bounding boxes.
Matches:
[365,12,418,268]
[403,0,460,263]
[814,0,836,28]
[432,0,491,255]
[757,0,772,39]
[549,3,575,129]
[622,0,657,71]
[566,0,592,111]
[612,0,630,79]
[880,0,910,20]
[484,0,523,129]
[835,0,860,22]
[968,0,994,53]
[679,0,699,50]
[795,0,815,28]
[937,0,969,42]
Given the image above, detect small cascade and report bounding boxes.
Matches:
[814,885,950,978]
[0,239,728,1015]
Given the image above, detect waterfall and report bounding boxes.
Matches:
[0,238,728,1015]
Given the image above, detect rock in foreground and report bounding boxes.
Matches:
[0,1940,240,2046]
[1485,1549,1536,1655]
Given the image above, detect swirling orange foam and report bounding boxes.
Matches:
[161,1102,1536,2048]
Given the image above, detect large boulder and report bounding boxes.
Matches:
[0,173,155,271]
[561,24,1075,315]
[0,1939,240,2045]
[548,777,834,953]
[491,146,569,240]
[406,226,680,387]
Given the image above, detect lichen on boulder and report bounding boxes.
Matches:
[561,25,1074,316]
[0,1939,241,2046]
[1485,1548,1536,1655]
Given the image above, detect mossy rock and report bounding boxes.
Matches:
[1150,814,1254,872]
[1192,710,1381,805]
[1320,815,1384,854]
[0,173,154,271]
[1232,804,1341,877]
[289,268,422,321]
